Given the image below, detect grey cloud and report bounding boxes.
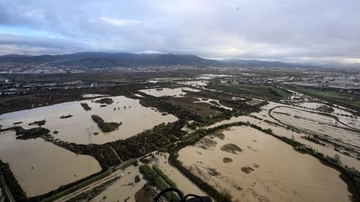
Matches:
[0,0,359,64]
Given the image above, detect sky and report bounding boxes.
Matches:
[0,0,359,65]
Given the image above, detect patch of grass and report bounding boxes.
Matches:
[153,165,177,188]
[120,158,137,170]
[210,84,290,100]
[286,85,360,111]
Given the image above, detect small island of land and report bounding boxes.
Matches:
[28,120,46,126]
[16,127,50,140]
[95,98,114,105]
[80,103,91,111]
[60,114,73,119]
[91,114,122,132]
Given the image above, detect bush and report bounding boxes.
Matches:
[153,165,177,188]
[16,127,50,140]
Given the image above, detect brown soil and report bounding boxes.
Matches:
[223,157,233,163]
[169,96,221,117]
[220,143,242,154]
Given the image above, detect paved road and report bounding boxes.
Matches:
[0,170,15,202]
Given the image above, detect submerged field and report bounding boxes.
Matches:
[209,84,291,100]
[285,85,360,111]
[179,126,352,202]
[270,106,360,159]
[0,95,177,144]
[1,80,360,202]
[0,131,101,197]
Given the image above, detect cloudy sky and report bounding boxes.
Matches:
[0,0,359,64]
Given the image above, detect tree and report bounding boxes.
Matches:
[334,154,341,164]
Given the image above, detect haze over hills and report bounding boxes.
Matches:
[0,52,312,69]
[221,59,310,68]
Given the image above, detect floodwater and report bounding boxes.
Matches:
[195,74,233,80]
[133,93,144,98]
[0,96,177,144]
[0,131,101,197]
[82,94,107,98]
[295,102,360,130]
[271,107,360,156]
[194,98,232,110]
[177,80,210,87]
[179,126,352,202]
[206,102,360,170]
[139,87,200,97]
[89,156,208,202]
[153,153,207,196]
[89,166,145,202]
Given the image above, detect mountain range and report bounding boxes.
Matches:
[0,52,310,68]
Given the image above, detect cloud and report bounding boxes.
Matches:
[101,18,139,26]
[0,0,359,64]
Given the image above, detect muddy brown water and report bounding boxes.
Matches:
[0,131,101,197]
[153,154,207,197]
[0,96,177,144]
[271,107,360,157]
[89,166,145,202]
[207,102,360,170]
[179,126,352,202]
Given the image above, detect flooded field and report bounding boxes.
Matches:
[177,80,210,87]
[82,94,107,98]
[89,166,145,202]
[196,74,233,80]
[139,87,200,97]
[194,98,232,110]
[179,126,352,202]
[271,107,360,157]
[0,96,177,144]
[0,131,101,197]
[153,154,207,196]
[295,102,360,130]
[206,110,360,170]
[88,156,207,202]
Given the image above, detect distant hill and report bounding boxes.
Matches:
[0,52,320,69]
[222,59,310,68]
[0,52,232,68]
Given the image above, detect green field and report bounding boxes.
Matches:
[209,84,291,100]
[285,85,360,111]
